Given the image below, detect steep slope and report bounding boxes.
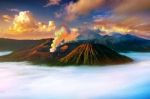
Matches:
[60,42,132,65]
[0,40,53,62]
[0,40,133,66]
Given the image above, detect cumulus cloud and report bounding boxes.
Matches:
[0,11,58,39]
[37,21,56,33]
[8,11,37,33]
[65,0,104,21]
[44,0,61,7]
[2,10,80,40]
[8,11,56,34]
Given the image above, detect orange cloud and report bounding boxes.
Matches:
[1,11,80,40]
[66,0,104,21]
[2,15,12,23]
[8,11,37,33]
[0,11,58,39]
[92,0,150,39]
[37,21,56,33]
[93,17,150,39]
[8,11,56,34]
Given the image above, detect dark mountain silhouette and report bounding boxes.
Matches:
[0,40,132,66]
[0,38,51,51]
[0,40,53,62]
[55,41,132,65]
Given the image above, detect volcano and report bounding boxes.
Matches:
[55,41,132,65]
[0,40,132,66]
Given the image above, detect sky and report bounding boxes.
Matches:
[0,0,150,39]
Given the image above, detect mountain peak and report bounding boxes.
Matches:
[60,42,132,65]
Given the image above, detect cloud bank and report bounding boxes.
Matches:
[0,0,149,40]
[1,11,57,39]
[92,0,150,39]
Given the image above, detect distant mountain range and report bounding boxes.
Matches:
[103,34,150,52]
[78,32,150,52]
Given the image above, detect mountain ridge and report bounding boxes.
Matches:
[0,40,133,66]
[60,42,132,65]
[0,38,52,51]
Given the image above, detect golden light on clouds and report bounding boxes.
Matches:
[0,10,79,40]
[8,11,37,34]
[2,15,12,23]
[94,25,131,35]
[93,17,150,38]
[8,11,57,34]
[37,21,56,33]
[0,11,59,39]
[92,0,150,39]
[0,0,149,40]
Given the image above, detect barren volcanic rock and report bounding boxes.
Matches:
[59,42,132,65]
[0,40,133,66]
